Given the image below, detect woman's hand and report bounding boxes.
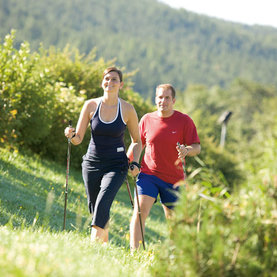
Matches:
[64,126,76,139]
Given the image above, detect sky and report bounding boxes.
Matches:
[159,0,277,28]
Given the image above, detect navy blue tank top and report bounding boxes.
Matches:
[86,98,127,161]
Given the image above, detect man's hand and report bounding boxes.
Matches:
[129,161,140,177]
[176,143,189,159]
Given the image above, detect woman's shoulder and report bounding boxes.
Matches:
[119,98,137,123]
[86,97,101,105]
[84,97,101,109]
[83,98,102,120]
[119,98,134,111]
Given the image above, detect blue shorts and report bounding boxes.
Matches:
[136,172,179,209]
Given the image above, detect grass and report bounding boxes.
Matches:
[0,227,155,277]
[0,147,168,276]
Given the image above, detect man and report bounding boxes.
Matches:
[129,84,201,249]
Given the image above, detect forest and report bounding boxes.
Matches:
[1,0,277,98]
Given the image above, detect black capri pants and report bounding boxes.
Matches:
[82,155,128,229]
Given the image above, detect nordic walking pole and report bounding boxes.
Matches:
[129,164,145,250]
[177,142,186,176]
[63,120,73,230]
[134,181,146,250]
[177,142,187,190]
[126,178,134,208]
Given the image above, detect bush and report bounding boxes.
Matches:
[151,177,277,277]
[0,31,153,167]
[0,31,55,148]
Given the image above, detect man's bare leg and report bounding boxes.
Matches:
[130,195,155,249]
[162,204,173,219]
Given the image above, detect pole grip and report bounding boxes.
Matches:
[177,142,186,178]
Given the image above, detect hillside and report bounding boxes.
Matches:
[0,147,166,240]
[1,0,277,98]
[0,147,165,275]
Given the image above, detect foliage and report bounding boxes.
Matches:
[1,0,277,98]
[175,79,277,188]
[0,31,55,148]
[0,31,152,167]
[186,137,244,193]
[151,79,277,277]
[151,177,277,276]
[175,85,244,191]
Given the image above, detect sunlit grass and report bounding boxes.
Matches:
[0,226,155,277]
[0,147,168,276]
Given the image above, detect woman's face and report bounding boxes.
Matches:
[102,71,123,94]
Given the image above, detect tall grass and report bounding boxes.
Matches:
[150,158,277,276]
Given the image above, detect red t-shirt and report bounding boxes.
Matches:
[140,110,200,184]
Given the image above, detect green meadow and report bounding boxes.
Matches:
[0,147,166,276]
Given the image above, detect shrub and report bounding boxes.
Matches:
[0,31,153,167]
[0,31,55,148]
[151,178,277,277]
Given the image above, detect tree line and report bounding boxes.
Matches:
[1,0,277,98]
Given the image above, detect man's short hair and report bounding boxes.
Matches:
[103,66,123,82]
[156,84,176,99]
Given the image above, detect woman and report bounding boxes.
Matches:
[64,67,141,243]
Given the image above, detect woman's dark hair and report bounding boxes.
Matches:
[103,67,123,82]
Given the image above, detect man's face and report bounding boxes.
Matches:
[155,88,175,115]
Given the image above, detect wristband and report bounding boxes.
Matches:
[71,133,76,139]
[129,161,141,170]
